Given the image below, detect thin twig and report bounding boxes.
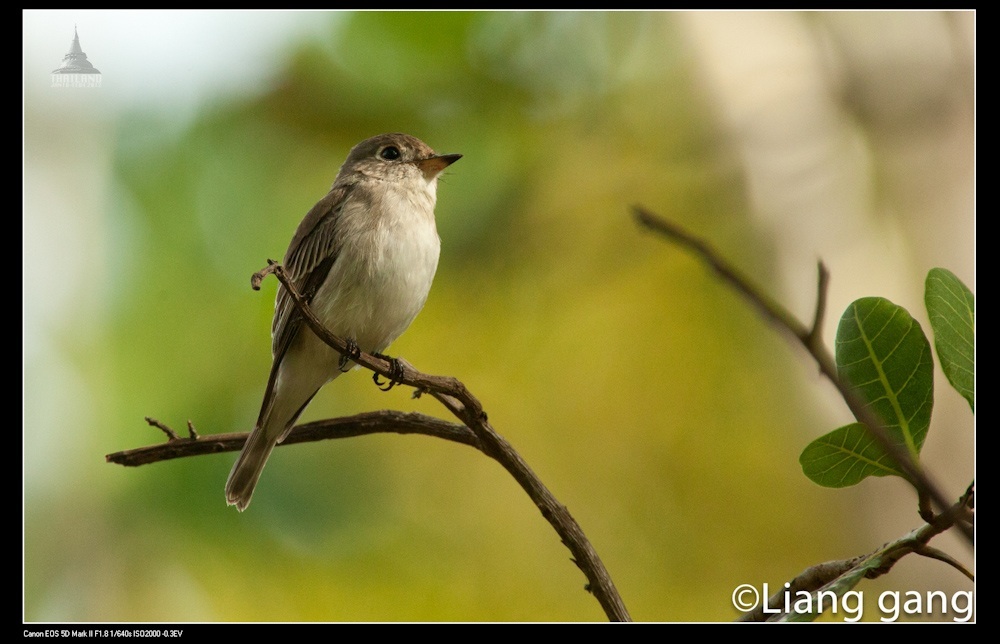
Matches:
[633,206,972,545]
[144,416,181,441]
[913,545,974,581]
[806,262,829,349]
[250,260,278,291]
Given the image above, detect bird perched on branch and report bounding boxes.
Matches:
[226,133,461,511]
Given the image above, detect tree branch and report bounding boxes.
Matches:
[268,261,631,621]
[633,207,972,545]
[107,412,480,467]
[111,261,631,622]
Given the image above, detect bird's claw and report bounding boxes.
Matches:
[339,338,361,372]
[372,353,405,391]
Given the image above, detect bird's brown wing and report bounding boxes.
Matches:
[254,184,351,429]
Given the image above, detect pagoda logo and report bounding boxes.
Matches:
[51,27,102,88]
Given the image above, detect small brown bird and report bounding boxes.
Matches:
[226,133,461,511]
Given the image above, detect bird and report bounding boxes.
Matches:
[225,133,461,511]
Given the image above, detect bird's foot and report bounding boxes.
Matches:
[372,353,405,391]
[338,338,361,372]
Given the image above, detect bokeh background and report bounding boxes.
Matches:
[24,11,974,622]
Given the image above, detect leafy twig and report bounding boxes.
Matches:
[633,207,971,544]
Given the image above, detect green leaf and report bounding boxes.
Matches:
[925,268,975,411]
[799,423,905,487]
[801,298,933,487]
[837,297,934,458]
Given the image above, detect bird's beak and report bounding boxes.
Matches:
[418,153,462,179]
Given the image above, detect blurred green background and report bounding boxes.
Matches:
[24,11,974,622]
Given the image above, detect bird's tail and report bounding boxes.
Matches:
[225,425,278,512]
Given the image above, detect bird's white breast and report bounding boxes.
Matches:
[311,178,441,354]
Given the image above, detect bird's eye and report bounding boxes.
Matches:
[379,146,401,161]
